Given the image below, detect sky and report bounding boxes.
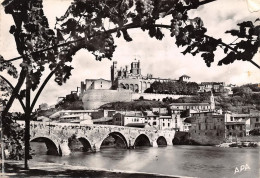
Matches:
[0,0,260,112]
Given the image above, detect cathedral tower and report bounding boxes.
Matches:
[130,60,141,75]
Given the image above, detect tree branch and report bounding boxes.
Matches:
[153,24,260,69]
[2,68,26,117]
[0,75,26,112]
[2,0,218,64]
[30,67,57,113]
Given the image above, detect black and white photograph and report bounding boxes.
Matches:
[0,0,260,177]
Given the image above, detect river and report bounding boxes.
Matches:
[31,142,259,178]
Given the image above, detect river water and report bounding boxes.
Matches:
[31,142,259,178]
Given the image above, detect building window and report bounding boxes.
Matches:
[231,117,233,121]
[232,125,234,130]
[153,122,156,125]
[256,118,259,122]
[168,123,170,127]
[163,123,165,127]
[226,125,229,130]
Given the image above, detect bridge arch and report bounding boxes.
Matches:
[134,84,139,93]
[129,84,134,91]
[156,136,167,146]
[100,131,128,149]
[134,134,151,147]
[77,137,92,152]
[30,136,60,156]
[119,83,125,89]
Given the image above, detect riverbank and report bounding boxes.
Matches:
[216,142,259,148]
[0,160,193,178]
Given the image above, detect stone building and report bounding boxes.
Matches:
[224,111,260,137]
[111,60,187,93]
[112,111,145,126]
[179,75,190,82]
[80,78,112,94]
[185,112,226,145]
[170,91,215,111]
[198,82,225,93]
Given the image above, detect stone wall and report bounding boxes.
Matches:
[82,90,132,109]
[82,89,192,109]
[238,136,260,142]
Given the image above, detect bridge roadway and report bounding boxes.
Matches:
[19,121,176,156]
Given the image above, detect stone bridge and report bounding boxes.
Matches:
[23,121,175,156]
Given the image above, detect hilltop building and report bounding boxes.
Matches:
[198,82,233,94]
[170,91,215,112]
[110,60,190,93]
[80,78,112,94]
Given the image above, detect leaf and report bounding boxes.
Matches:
[224,47,228,54]
[155,28,164,40]
[218,52,236,66]
[237,21,254,28]
[225,30,240,36]
[122,29,132,42]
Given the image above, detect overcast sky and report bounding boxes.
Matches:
[0,0,260,112]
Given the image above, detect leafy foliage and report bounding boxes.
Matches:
[1,0,259,94]
[147,81,199,95]
[1,113,25,160]
[219,21,260,66]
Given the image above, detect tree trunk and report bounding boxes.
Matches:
[24,74,31,169]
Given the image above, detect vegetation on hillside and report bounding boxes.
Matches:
[160,84,260,113]
[145,81,199,95]
[37,97,84,117]
[99,100,168,111]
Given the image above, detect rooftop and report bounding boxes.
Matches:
[92,117,113,123]
[170,103,210,106]
[180,74,190,78]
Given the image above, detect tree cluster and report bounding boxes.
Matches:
[215,85,260,113]
[146,81,199,95]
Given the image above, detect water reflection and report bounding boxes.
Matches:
[31,142,259,178]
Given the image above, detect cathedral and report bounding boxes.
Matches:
[111,60,190,93]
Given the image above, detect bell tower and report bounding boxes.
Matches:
[130,60,141,75]
[210,90,215,110]
[111,61,117,84]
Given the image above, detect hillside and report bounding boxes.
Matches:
[38,83,260,116]
[37,100,84,117]
[99,100,168,111]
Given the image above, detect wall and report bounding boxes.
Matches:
[82,89,193,110]
[82,90,132,109]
